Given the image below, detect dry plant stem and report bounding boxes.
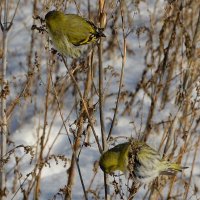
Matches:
[50,67,87,200]
[142,95,156,142]
[43,99,76,152]
[167,114,196,198]
[151,4,200,197]
[167,175,177,199]
[98,24,111,200]
[86,168,98,193]
[159,8,181,109]
[128,182,141,200]
[169,7,200,199]
[107,1,127,141]
[27,42,34,69]
[184,136,200,200]
[98,0,106,150]
[160,55,176,109]
[65,79,87,199]
[34,65,51,200]
[61,55,102,153]
[85,53,94,143]
[143,2,181,142]
[76,157,88,200]
[0,1,9,198]
[65,125,83,200]
[49,71,72,145]
[163,115,178,156]
[67,60,92,199]
[11,173,31,200]
[60,69,103,200]
[159,1,182,76]
[27,0,37,68]
[43,81,76,154]
[98,1,110,200]
[6,79,30,120]
[98,36,106,150]
[0,1,20,197]
[65,58,93,199]
[191,6,200,49]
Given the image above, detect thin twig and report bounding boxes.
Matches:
[107,1,127,141]
[49,69,88,200]
[61,55,102,153]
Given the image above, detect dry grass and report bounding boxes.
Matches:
[0,0,200,199]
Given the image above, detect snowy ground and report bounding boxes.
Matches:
[1,0,200,199]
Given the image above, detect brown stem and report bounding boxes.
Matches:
[107,1,127,140]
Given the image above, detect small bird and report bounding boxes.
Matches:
[45,10,105,58]
[99,140,187,183]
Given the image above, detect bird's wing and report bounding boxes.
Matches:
[63,14,97,46]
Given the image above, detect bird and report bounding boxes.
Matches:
[99,140,187,183]
[45,10,105,58]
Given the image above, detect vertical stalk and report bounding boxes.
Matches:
[61,56,102,153]
[98,0,106,150]
[65,57,92,200]
[28,0,38,68]
[34,61,51,200]
[184,136,200,200]
[107,1,127,141]
[0,0,9,199]
[98,1,110,200]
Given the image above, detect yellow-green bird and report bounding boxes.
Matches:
[99,140,187,183]
[45,10,105,58]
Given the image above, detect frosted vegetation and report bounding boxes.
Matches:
[0,0,200,199]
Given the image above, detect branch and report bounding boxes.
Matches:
[107,1,126,141]
[61,55,103,154]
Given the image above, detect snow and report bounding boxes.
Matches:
[1,0,200,199]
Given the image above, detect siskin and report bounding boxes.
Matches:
[99,140,187,183]
[45,10,105,58]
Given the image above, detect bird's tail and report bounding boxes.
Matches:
[168,162,184,172]
[160,161,188,175]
